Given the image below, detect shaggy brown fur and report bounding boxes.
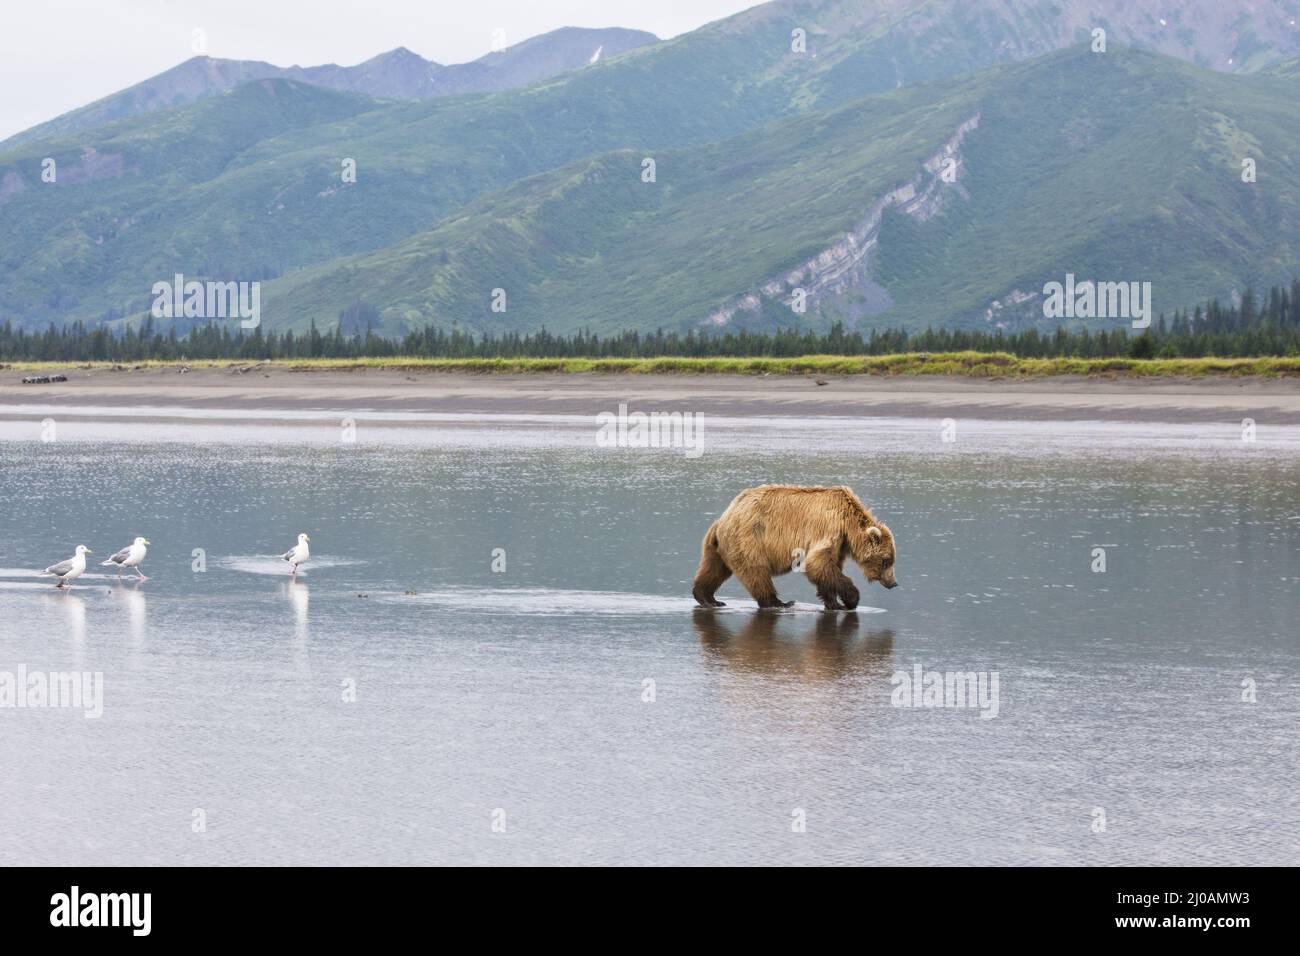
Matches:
[692,485,898,610]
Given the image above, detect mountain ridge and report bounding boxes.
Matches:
[11,0,1300,151]
[253,46,1300,336]
[0,26,659,150]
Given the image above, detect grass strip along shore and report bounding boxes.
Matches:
[6,353,1300,377]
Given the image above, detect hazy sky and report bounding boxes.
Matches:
[0,0,759,140]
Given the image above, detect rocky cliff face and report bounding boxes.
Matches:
[704,113,981,329]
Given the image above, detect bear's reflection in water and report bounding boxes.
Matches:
[692,609,894,681]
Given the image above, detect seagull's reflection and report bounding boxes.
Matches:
[43,592,88,659]
[284,579,310,645]
[693,609,895,681]
[118,586,147,649]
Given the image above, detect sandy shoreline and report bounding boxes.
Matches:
[2,366,1300,424]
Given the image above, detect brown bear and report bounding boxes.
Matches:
[692,485,898,610]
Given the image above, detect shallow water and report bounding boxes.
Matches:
[0,413,1297,865]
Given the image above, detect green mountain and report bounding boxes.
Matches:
[0,28,659,151]
[0,1,905,329]
[263,80,978,334]
[258,46,1300,335]
[4,0,1300,335]
[0,81,389,324]
[16,0,1297,153]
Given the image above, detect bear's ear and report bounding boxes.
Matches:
[866,526,882,542]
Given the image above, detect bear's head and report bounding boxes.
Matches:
[850,519,898,589]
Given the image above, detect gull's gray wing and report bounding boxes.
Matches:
[44,559,74,576]
[281,549,294,561]
[104,547,131,565]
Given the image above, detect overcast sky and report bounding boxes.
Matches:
[0,0,759,140]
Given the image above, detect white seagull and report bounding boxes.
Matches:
[102,536,151,580]
[42,544,91,588]
[282,533,311,576]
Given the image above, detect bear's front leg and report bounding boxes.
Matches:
[837,577,860,610]
[815,582,844,611]
[805,540,849,611]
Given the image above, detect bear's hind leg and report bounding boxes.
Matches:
[734,567,793,609]
[692,537,731,608]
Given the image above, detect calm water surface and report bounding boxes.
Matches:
[0,413,1297,865]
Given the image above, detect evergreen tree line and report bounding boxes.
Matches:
[4,282,1300,363]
